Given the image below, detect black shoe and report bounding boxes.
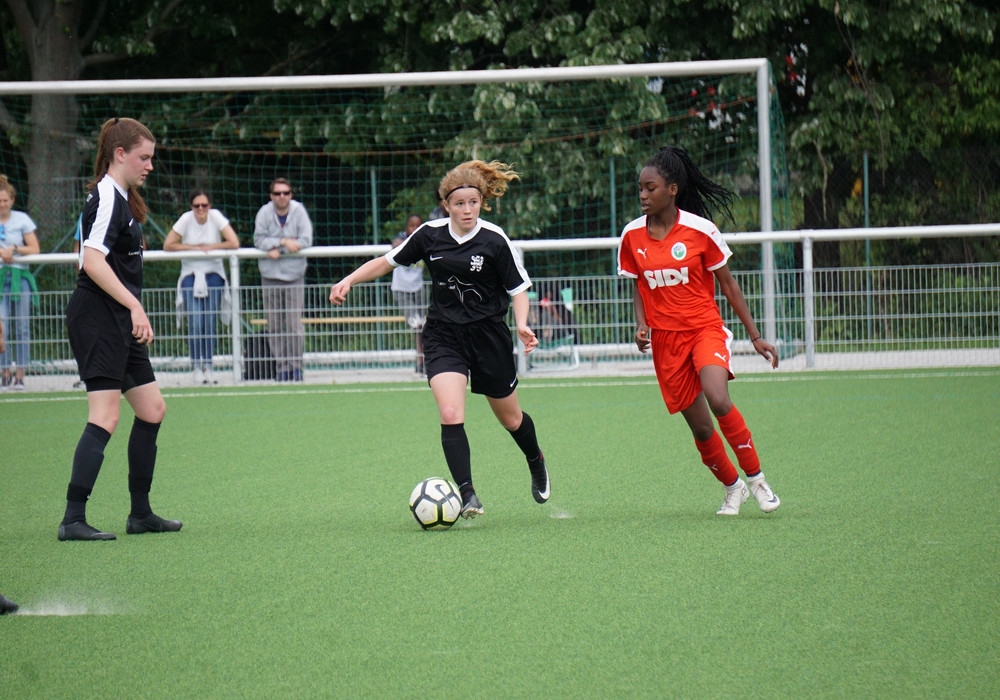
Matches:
[58,520,116,541]
[528,452,550,504]
[0,593,18,615]
[126,513,183,534]
[461,493,484,519]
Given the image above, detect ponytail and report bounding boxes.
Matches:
[87,117,155,224]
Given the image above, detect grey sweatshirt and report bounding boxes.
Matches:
[253,199,313,281]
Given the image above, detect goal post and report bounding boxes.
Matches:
[0,60,791,375]
[0,60,787,258]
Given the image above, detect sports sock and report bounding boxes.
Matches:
[127,417,161,518]
[441,423,472,494]
[716,404,761,477]
[63,422,112,524]
[694,431,739,486]
[507,411,541,461]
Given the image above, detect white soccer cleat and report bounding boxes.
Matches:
[716,479,749,516]
[193,367,206,385]
[747,474,781,513]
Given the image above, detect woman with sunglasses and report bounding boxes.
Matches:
[163,189,239,385]
[0,174,40,391]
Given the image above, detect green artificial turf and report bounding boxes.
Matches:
[1,370,998,698]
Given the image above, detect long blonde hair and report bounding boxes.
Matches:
[437,160,519,212]
[87,117,155,224]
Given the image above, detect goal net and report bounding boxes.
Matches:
[0,61,793,379]
[0,61,789,285]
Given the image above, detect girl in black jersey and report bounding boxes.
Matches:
[330,160,550,519]
[59,118,181,541]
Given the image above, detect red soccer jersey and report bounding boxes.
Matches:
[617,209,732,331]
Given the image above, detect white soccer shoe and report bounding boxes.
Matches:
[747,474,781,513]
[716,479,749,516]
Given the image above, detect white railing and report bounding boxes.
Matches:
[7,223,1000,391]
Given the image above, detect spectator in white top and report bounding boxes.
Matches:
[163,189,238,385]
[0,174,40,391]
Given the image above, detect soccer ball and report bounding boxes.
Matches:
[409,477,462,530]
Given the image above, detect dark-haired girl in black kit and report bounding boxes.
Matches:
[59,117,181,541]
[618,146,781,516]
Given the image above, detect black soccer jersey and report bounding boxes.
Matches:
[386,218,531,325]
[77,175,145,300]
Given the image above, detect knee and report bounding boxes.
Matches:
[140,398,167,425]
[499,411,523,432]
[690,422,716,442]
[706,393,733,417]
[437,405,463,425]
[89,407,120,434]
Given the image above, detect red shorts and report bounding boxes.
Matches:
[651,324,735,414]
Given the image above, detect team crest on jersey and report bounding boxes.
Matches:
[671,242,687,260]
[470,254,484,272]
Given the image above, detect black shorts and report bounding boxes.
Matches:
[66,287,155,392]
[422,317,518,398]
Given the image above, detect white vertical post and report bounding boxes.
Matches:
[370,166,379,245]
[228,253,243,383]
[756,61,777,344]
[802,237,815,368]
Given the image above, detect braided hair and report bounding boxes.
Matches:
[644,146,736,225]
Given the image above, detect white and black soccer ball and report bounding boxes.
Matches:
[409,477,462,530]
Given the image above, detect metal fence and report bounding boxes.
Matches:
[5,226,1000,392]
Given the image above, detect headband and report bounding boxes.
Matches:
[443,184,481,200]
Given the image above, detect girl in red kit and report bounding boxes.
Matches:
[617,146,781,515]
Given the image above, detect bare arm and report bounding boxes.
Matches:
[217,224,240,250]
[511,291,538,354]
[714,264,778,369]
[632,281,651,353]
[0,230,39,263]
[329,257,394,305]
[164,224,238,252]
[162,229,184,251]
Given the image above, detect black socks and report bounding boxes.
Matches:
[127,417,161,518]
[63,422,111,524]
[507,411,541,461]
[440,423,472,492]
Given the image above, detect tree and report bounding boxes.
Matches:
[280,0,998,229]
[0,0,347,243]
[1,0,92,240]
[3,0,997,264]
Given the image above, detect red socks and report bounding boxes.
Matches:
[694,431,739,485]
[717,405,761,477]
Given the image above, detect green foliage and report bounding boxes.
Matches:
[2,0,998,274]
